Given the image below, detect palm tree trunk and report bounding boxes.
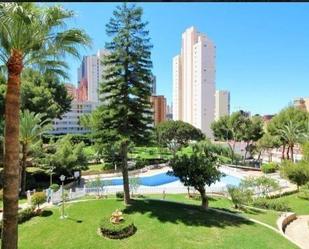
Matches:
[243,141,249,164]
[20,144,27,196]
[2,49,23,249]
[121,142,131,205]
[290,144,294,162]
[286,146,290,160]
[281,144,285,160]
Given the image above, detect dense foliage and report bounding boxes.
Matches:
[267,106,309,161]
[31,192,46,209]
[227,185,253,208]
[170,141,222,208]
[261,163,279,174]
[211,111,264,164]
[155,120,205,155]
[99,214,136,239]
[37,135,88,176]
[281,160,309,190]
[87,3,153,204]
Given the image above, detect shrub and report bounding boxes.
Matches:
[261,163,278,174]
[134,157,147,169]
[18,207,36,223]
[252,197,290,211]
[0,189,3,201]
[49,184,60,192]
[227,185,253,208]
[281,160,309,190]
[298,183,309,200]
[99,215,136,239]
[31,192,46,209]
[116,192,124,199]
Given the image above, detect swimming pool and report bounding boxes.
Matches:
[101,171,240,187]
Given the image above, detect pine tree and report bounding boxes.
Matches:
[95,3,153,205]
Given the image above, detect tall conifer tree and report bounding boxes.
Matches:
[95,3,153,204]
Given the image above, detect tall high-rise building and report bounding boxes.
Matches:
[77,49,108,103]
[150,95,166,125]
[215,90,230,120]
[173,26,216,138]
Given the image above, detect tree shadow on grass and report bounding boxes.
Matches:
[241,207,264,215]
[40,210,53,217]
[123,199,253,229]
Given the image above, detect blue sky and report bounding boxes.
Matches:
[57,3,309,115]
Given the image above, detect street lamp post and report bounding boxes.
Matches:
[59,175,67,219]
[49,166,55,187]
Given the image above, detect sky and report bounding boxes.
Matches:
[56,3,309,116]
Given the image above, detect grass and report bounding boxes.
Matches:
[82,164,105,174]
[144,193,280,228]
[18,198,297,249]
[275,192,309,215]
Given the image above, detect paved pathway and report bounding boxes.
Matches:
[285,215,309,249]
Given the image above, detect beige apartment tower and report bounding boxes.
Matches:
[150,95,167,126]
[215,90,230,120]
[173,26,216,138]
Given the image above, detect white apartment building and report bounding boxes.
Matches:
[77,49,108,103]
[173,26,216,138]
[215,90,230,120]
[50,100,98,135]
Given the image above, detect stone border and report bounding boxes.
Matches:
[276,213,303,248]
[277,212,297,233]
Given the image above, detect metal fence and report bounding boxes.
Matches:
[49,184,228,204]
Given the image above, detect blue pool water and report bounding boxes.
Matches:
[102,171,240,187]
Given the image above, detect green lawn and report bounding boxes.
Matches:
[18,198,297,249]
[276,193,309,215]
[144,194,280,228]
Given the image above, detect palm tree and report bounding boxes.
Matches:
[279,121,304,162]
[0,3,91,248]
[19,110,52,196]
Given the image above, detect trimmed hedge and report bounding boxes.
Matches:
[99,215,136,239]
[252,197,290,211]
[261,163,279,174]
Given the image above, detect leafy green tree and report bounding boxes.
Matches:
[227,185,253,209]
[20,69,72,120]
[242,115,264,162]
[19,110,52,195]
[211,111,255,164]
[256,133,281,162]
[281,160,309,191]
[169,141,222,209]
[278,120,305,162]
[267,106,309,160]
[0,3,90,247]
[156,120,205,155]
[43,135,88,176]
[91,4,153,205]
